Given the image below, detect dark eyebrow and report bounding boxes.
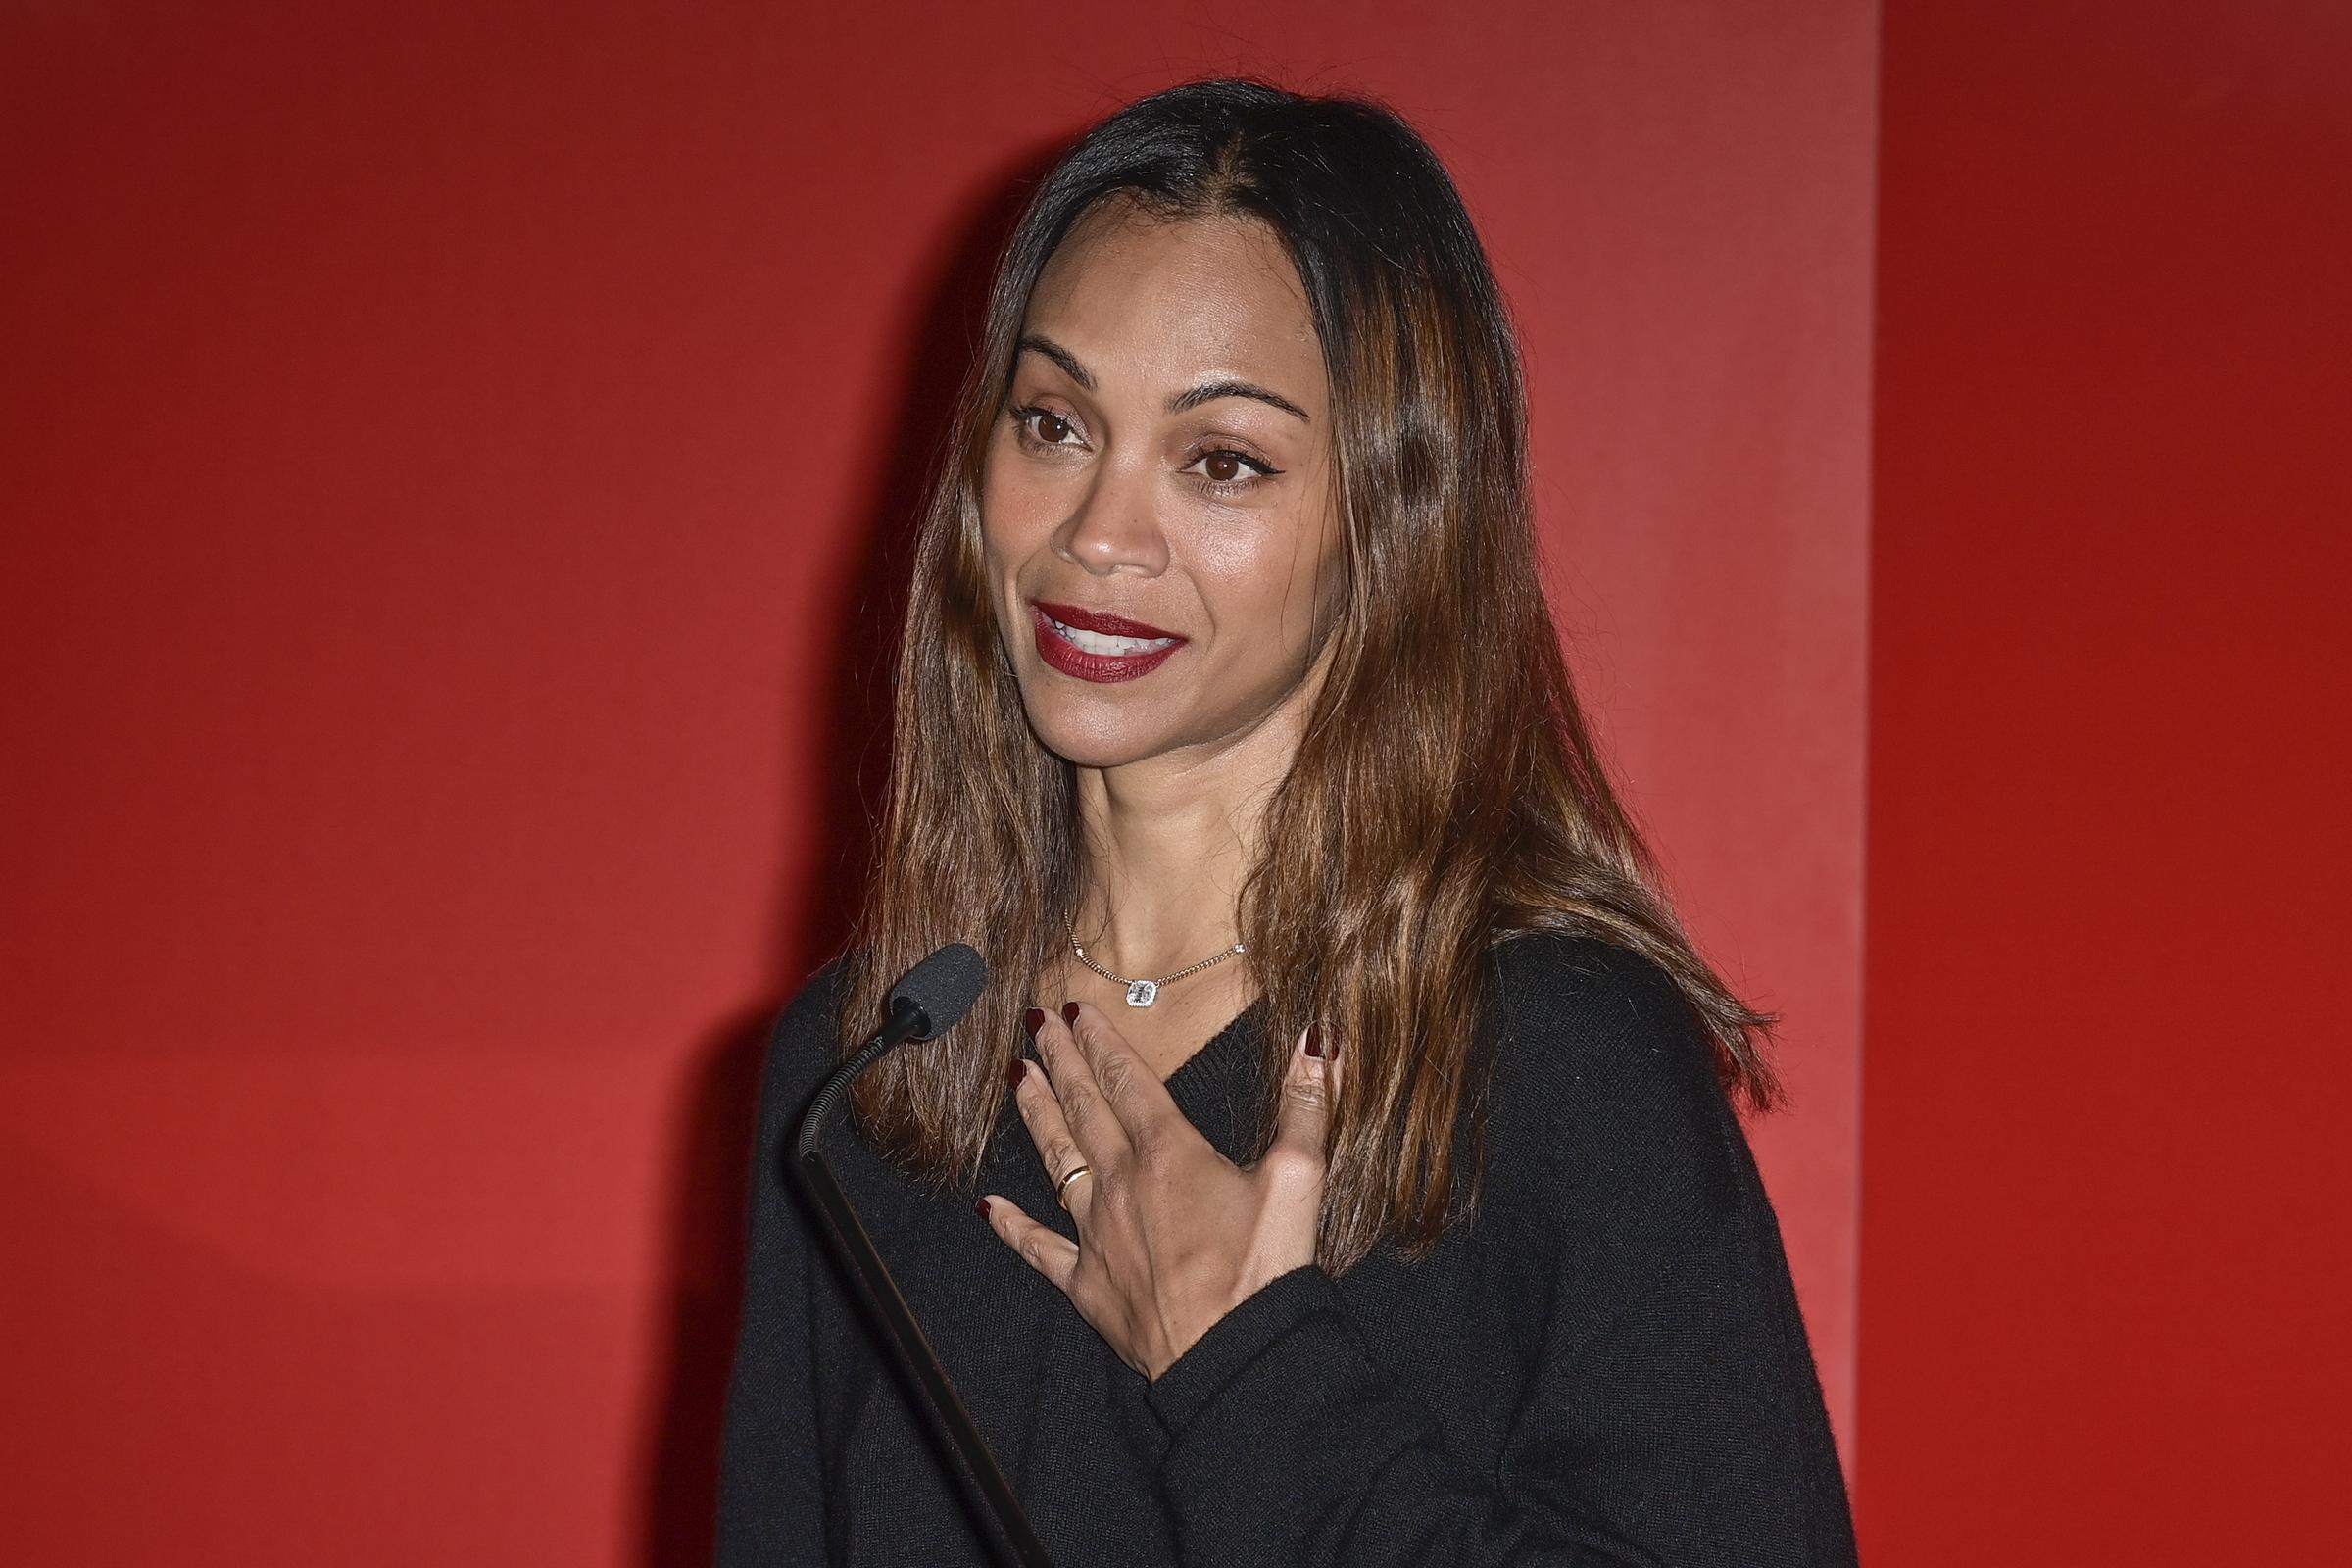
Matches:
[1015,333,1095,391]
[1013,332,1311,424]
[1167,377,1311,423]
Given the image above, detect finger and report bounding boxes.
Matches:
[1057,1000,1183,1153]
[1033,1002,1135,1165]
[976,1194,1079,1294]
[1261,1022,1336,1197]
[1009,1056,1093,1220]
[1053,1162,1098,1225]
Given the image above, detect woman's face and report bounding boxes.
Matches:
[979,198,1342,770]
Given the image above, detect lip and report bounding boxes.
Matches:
[1028,601,1187,685]
[1031,601,1184,640]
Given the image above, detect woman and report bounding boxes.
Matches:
[717,77,1858,1566]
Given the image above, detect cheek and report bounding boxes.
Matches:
[978,455,1059,571]
[1187,463,1340,631]
[1192,536,1328,660]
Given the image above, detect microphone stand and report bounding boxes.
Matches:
[794,1000,1054,1568]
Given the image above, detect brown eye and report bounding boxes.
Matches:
[1007,405,1082,449]
[1182,446,1278,489]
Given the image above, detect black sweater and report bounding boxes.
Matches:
[714,932,1859,1566]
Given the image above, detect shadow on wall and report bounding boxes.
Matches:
[631,140,1068,1568]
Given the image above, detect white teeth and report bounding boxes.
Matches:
[1047,617,1177,657]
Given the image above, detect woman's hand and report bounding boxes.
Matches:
[978,1000,1336,1382]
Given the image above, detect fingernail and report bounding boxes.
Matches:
[974,1198,991,1219]
[1022,1006,1045,1038]
[1005,1057,1025,1088]
[1060,1001,1081,1025]
[1303,1023,1323,1058]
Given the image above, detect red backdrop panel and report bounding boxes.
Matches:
[1860,1,2352,1560]
[0,4,1871,1560]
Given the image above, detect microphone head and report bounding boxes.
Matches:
[888,943,988,1039]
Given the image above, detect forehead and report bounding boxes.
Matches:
[1021,200,1325,405]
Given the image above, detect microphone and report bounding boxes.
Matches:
[793,944,1053,1568]
[795,941,988,1163]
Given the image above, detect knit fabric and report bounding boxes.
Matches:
[714,932,1859,1565]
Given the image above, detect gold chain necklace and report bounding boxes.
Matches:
[1067,920,1246,1008]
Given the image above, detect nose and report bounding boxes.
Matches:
[1053,458,1169,578]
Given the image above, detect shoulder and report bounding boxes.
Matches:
[753,953,856,1134]
[1471,930,1749,1242]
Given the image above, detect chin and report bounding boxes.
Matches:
[1019,687,1177,768]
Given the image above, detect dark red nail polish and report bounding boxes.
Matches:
[1060,1001,1081,1025]
[974,1198,991,1218]
[1303,1023,1324,1058]
[1005,1058,1025,1088]
[1022,1007,1045,1037]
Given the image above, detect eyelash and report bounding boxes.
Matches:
[1004,404,1282,496]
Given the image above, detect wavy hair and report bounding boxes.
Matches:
[836,76,1783,1273]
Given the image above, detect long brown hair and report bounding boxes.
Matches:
[837,76,1783,1273]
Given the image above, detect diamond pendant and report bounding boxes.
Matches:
[1124,979,1158,1007]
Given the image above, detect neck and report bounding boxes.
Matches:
[1070,652,1328,977]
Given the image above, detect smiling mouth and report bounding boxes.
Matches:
[1039,614,1179,656]
[1028,601,1187,684]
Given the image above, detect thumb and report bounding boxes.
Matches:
[1265,1022,1338,1183]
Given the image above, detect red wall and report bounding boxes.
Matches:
[0,4,1872,1561]
[1858,1,2352,1560]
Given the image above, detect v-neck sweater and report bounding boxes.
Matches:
[714,931,1859,1566]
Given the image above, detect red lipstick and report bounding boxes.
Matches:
[1029,601,1187,684]
[1033,602,1183,640]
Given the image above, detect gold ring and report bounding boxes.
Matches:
[1054,1163,1093,1210]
